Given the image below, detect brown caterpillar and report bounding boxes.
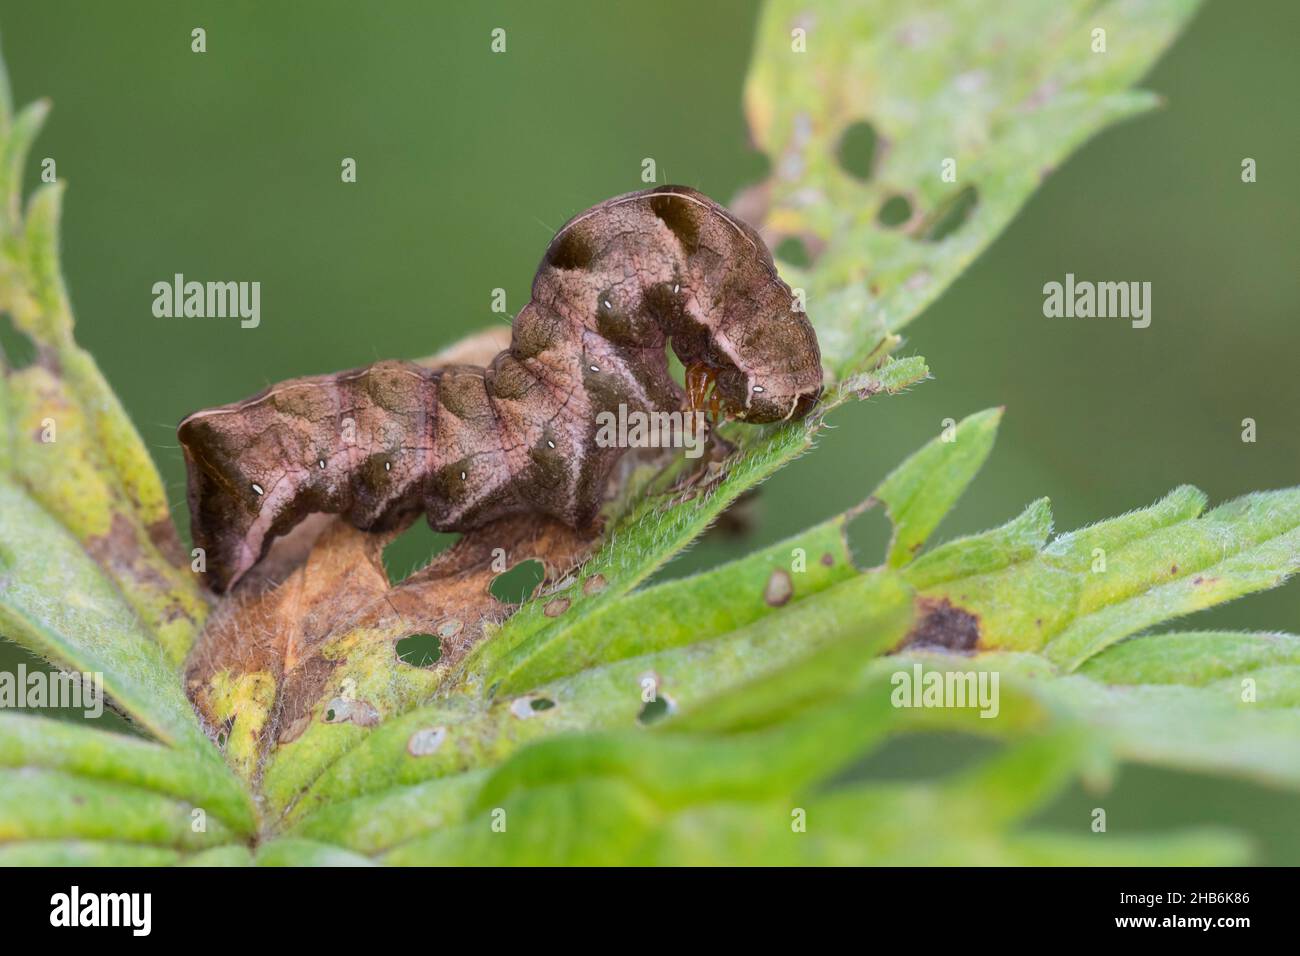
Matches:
[178,186,823,593]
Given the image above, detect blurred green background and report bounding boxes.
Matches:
[0,0,1295,861]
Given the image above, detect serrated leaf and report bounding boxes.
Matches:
[0,126,207,674]
[900,485,1300,661]
[904,496,1053,589]
[1046,490,1300,669]
[885,648,1300,792]
[372,677,1238,866]
[745,0,1201,377]
[273,563,915,822]
[486,505,858,696]
[873,407,1002,566]
[0,99,47,238]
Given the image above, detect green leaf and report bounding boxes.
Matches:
[745,0,1202,378]
[372,677,1241,866]
[0,713,255,835]
[179,845,254,867]
[904,496,1053,590]
[0,483,211,748]
[1003,831,1250,867]
[273,565,915,823]
[1046,490,1300,669]
[0,99,47,238]
[1048,631,1300,785]
[0,841,182,867]
[0,107,207,676]
[0,768,234,848]
[381,777,661,867]
[254,838,374,867]
[661,571,914,735]
[1078,630,1300,693]
[873,407,1002,566]
[485,507,858,696]
[1044,670,1300,790]
[899,485,1300,663]
[0,42,255,866]
[288,771,491,856]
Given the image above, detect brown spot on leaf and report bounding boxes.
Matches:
[323,695,380,727]
[85,512,173,594]
[820,552,835,567]
[407,726,447,756]
[764,568,794,607]
[897,597,981,652]
[146,515,189,567]
[544,597,571,617]
[582,574,607,596]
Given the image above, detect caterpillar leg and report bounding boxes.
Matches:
[684,362,715,414]
[685,361,727,425]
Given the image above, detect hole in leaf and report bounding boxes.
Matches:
[214,716,235,748]
[396,632,442,667]
[490,558,546,603]
[920,185,979,242]
[876,194,913,228]
[383,523,460,584]
[774,236,814,268]
[836,120,879,182]
[638,695,672,725]
[325,708,336,722]
[0,315,37,369]
[510,695,557,719]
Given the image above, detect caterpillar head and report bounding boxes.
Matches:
[711,306,823,424]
